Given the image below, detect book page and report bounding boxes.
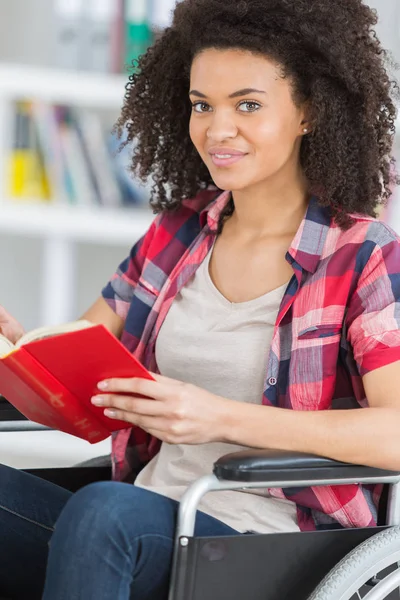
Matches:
[0,335,16,358]
[15,319,95,348]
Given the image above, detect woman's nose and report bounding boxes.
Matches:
[206,111,238,141]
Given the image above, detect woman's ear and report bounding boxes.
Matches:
[300,121,310,135]
[300,101,314,135]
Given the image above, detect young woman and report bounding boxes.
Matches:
[1,0,400,598]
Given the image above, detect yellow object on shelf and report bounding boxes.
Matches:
[7,102,51,202]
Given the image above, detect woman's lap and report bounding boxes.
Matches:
[0,464,240,600]
[43,481,240,600]
[0,463,72,599]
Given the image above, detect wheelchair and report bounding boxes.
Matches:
[2,418,400,599]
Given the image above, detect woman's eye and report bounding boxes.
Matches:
[238,101,261,113]
[191,101,261,113]
[192,102,211,113]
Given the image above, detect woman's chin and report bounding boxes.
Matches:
[209,175,248,192]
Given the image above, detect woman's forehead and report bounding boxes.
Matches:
[190,49,286,95]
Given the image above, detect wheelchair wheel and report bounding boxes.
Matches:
[308,526,400,600]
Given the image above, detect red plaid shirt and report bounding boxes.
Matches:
[102,188,400,531]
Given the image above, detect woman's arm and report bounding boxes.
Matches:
[91,362,400,472]
[80,297,124,339]
[223,360,400,471]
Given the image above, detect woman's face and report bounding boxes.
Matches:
[189,48,308,193]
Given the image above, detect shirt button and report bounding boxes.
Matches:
[268,377,277,386]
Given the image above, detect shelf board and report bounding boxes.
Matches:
[0,202,154,246]
[0,63,128,109]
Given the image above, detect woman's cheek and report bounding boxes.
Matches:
[189,117,203,146]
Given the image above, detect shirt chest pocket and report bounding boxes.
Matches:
[297,323,342,342]
[291,323,343,409]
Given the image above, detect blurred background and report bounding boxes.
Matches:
[0,0,398,468]
[0,0,180,333]
[0,0,181,468]
[0,0,398,332]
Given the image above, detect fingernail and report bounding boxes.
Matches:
[97,381,108,390]
[91,396,104,406]
[104,409,117,418]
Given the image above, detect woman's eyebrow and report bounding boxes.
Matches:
[189,88,267,98]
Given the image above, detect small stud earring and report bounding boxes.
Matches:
[303,128,308,133]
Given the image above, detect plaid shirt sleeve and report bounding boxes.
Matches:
[101,215,160,321]
[346,228,400,376]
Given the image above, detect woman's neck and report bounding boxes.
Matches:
[229,180,310,240]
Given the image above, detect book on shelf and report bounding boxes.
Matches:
[80,0,117,74]
[57,107,99,207]
[124,0,153,71]
[6,101,150,209]
[28,101,69,205]
[52,0,155,75]
[7,102,51,202]
[0,321,154,443]
[53,0,84,71]
[111,0,126,74]
[74,110,123,208]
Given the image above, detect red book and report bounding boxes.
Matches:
[0,322,154,443]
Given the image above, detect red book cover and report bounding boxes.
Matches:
[0,324,155,443]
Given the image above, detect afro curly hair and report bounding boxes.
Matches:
[115,0,399,230]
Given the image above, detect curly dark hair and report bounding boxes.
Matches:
[115,0,399,230]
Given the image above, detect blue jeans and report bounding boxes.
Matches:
[0,464,239,600]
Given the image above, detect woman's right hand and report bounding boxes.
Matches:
[0,305,25,344]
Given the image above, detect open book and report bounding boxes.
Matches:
[0,319,94,357]
[0,320,154,443]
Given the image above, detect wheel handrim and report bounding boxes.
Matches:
[362,566,400,599]
[319,549,400,599]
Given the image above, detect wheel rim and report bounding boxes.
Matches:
[322,549,400,599]
[363,567,400,599]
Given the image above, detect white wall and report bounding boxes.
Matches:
[368,0,400,62]
[0,234,129,331]
[0,0,55,67]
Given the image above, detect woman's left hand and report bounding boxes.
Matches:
[91,373,233,445]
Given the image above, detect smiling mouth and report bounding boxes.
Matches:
[210,154,247,167]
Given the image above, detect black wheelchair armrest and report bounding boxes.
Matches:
[213,448,400,483]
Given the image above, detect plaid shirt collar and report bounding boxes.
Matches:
[200,190,332,274]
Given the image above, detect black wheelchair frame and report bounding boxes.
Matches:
[168,449,400,600]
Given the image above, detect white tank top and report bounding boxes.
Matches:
[135,244,299,534]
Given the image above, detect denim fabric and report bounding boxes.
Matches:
[0,465,239,600]
[0,463,72,599]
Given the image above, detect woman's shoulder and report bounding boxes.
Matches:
[329,212,400,279]
[338,211,400,249]
[316,210,400,280]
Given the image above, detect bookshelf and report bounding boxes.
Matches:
[0,62,153,326]
[0,202,153,244]
[0,63,128,108]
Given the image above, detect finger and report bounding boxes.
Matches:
[103,410,169,434]
[102,408,142,426]
[92,394,165,416]
[124,398,166,416]
[97,377,165,399]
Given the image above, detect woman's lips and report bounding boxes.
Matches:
[210,154,247,167]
